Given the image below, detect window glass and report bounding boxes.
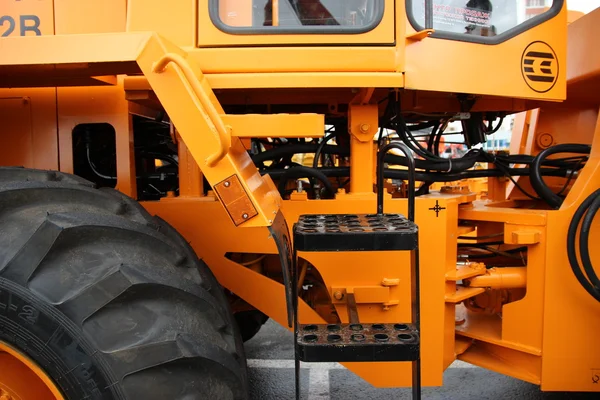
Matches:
[410,0,557,37]
[216,0,382,31]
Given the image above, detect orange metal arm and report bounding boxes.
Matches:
[465,267,527,289]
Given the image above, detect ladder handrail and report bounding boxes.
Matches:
[376,142,416,222]
[153,53,231,167]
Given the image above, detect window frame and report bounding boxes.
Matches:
[208,0,386,35]
[405,0,564,44]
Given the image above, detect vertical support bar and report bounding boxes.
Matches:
[411,246,421,400]
[292,245,300,400]
[177,131,204,197]
[348,104,378,196]
[273,0,280,26]
[424,0,433,29]
[377,141,420,398]
[349,134,374,194]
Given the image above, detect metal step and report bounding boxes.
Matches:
[294,213,418,252]
[291,143,421,400]
[297,323,419,363]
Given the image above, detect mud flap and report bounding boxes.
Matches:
[267,210,294,327]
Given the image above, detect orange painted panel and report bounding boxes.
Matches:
[54,0,126,34]
[0,98,33,167]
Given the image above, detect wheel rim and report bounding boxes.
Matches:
[0,342,64,400]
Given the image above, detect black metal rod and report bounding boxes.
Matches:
[292,247,301,400]
[424,0,434,29]
[377,142,416,221]
[411,247,422,400]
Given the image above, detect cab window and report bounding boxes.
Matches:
[408,0,563,40]
[211,0,384,33]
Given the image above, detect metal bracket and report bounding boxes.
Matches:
[406,29,434,41]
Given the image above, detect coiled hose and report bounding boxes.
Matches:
[530,144,591,209]
[567,188,600,303]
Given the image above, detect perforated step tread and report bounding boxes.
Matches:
[294,214,418,252]
[297,323,419,362]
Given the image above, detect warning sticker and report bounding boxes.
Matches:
[411,0,522,36]
[432,3,492,28]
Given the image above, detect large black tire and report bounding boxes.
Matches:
[0,168,248,399]
[235,310,269,342]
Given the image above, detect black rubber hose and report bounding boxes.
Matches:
[578,193,600,293]
[427,123,440,153]
[408,121,439,131]
[530,144,591,209]
[313,132,337,169]
[275,166,335,198]
[567,188,600,303]
[254,143,481,173]
[255,144,586,177]
[252,144,347,165]
[434,125,445,156]
[264,166,573,183]
[487,117,504,134]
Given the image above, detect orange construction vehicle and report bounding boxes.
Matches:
[0,1,599,399]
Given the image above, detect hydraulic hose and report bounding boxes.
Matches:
[252,144,347,165]
[254,143,481,172]
[275,166,335,198]
[312,132,337,169]
[530,144,591,209]
[265,166,576,185]
[567,188,600,303]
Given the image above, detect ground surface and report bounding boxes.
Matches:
[245,320,598,400]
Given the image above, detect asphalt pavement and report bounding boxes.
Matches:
[245,320,598,400]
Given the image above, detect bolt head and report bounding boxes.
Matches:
[360,124,371,133]
[242,213,249,219]
[333,291,344,300]
[224,181,231,187]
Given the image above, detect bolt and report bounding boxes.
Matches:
[242,213,249,219]
[333,291,344,300]
[537,133,553,149]
[224,181,231,187]
[360,124,370,133]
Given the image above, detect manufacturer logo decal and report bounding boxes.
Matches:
[521,41,559,93]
